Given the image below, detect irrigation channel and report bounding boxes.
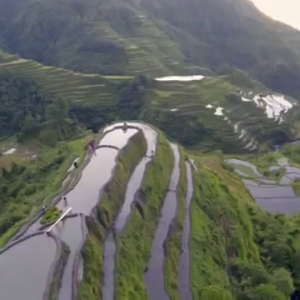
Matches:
[226,158,300,215]
[178,162,194,300]
[102,123,158,300]
[145,143,181,300]
[0,123,153,300]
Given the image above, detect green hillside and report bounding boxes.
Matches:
[142,73,296,152]
[0,50,297,152]
[0,0,185,76]
[0,50,123,107]
[1,0,300,99]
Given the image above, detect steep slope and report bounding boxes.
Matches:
[140,0,300,98]
[2,122,300,299]
[0,0,186,76]
[142,73,297,152]
[0,50,298,152]
[1,0,300,99]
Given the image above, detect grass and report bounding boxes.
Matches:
[40,207,62,225]
[77,218,105,300]
[97,130,147,229]
[190,155,261,299]
[0,137,39,169]
[0,54,117,107]
[116,131,174,300]
[247,152,282,175]
[225,153,286,182]
[230,163,259,179]
[0,134,93,249]
[164,146,187,300]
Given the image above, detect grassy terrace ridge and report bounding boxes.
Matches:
[116,131,174,300]
[77,130,147,300]
[164,146,187,300]
[77,217,105,300]
[97,130,147,229]
[0,53,133,107]
[190,156,260,299]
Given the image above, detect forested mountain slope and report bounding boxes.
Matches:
[141,0,300,98]
[1,0,300,98]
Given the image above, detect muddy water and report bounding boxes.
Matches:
[102,125,157,300]
[0,124,153,300]
[255,198,300,215]
[232,155,300,215]
[178,162,193,300]
[0,235,57,300]
[103,123,157,157]
[56,130,137,300]
[100,128,137,148]
[57,218,84,300]
[145,144,180,300]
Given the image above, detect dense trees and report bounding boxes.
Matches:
[0,76,50,137]
[0,75,84,146]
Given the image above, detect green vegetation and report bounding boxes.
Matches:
[190,155,300,299]
[0,134,91,248]
[97,130,147,228]
[292,181,300,197]
[1,0,300,99]
[251,210,300,292]
[164,147,187,300]
[0,70,149,144]
[0,75,50,138]
[0,55,119,107]
[40,207,62,225]
[0,1,178,76]
[0,74,85,146]
[2,0,300,297]
[141,74,295,152]
[281,142,300,166]
[77,217,105,300]
[229,163,259,179]
[0,50,297,153]
[116,132,174,299]
[248,152,281,172]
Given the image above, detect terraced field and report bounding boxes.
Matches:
[0,45,297,153]
[1,121,300,300]
[0,50,131,107]
[91,18,181,76]
[0,122,196,300]
[147,76,298,151]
